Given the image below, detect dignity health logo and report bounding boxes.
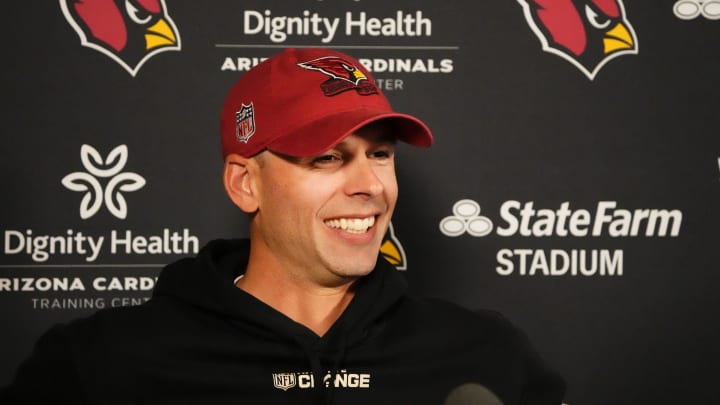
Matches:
[62,145,146,219]
[440,199,683,277]
[3,144,196,269]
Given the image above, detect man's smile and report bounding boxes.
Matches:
[324,216,376,234]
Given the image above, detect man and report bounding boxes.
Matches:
[2,48,565,404]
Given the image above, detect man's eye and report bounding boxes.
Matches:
[312,155,340,165]
[372,149,393,159]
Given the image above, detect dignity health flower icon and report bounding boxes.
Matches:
[62,144,146,219]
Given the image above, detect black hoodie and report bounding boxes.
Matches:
[2,239,565,404]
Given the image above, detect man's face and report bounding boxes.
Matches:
[250,123,398,287]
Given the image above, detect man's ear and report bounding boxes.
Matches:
[223,153,259,213]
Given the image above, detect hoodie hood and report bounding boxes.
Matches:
[152,238,408,358]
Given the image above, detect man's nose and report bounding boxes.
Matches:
[345,156,384,197]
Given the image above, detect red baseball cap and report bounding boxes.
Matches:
[220,48,433,158]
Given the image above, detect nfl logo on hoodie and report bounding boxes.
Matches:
[272,373,297,391]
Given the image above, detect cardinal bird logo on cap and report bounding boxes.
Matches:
[60,0,181,76]
[298,56,378,96]
[518,0,638,80]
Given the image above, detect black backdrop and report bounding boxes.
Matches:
[2,1,719,404]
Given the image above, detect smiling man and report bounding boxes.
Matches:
[225,125,400,336]
[2,48,565,404]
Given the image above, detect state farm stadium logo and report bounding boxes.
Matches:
[62,144,146,219]
[517,0,638,80]
[440,199,683,277]
[60,0,181,76]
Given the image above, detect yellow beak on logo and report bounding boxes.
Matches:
[353,69,367,81]
[603,22,634,54]
[145,18,177,50]
[381,239,403,267]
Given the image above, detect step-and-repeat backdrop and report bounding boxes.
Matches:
[2,1,719,404]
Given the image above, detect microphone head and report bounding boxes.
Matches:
[443,383,504,405]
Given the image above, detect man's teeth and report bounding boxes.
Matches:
[325,217,375,233]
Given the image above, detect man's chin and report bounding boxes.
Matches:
[324,256,378,281]
[335,260,377,278]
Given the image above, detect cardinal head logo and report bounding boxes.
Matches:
[60,0,181,76]
[517,0,638,80]
[297,56,379,96]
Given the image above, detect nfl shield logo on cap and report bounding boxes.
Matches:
[235,103,256,143]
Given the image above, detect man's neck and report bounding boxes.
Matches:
[236,260,357,337]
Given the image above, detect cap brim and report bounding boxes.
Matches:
[266,109,433,157]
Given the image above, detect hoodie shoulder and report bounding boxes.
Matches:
[395,295,513,337]
[387,296,566,404]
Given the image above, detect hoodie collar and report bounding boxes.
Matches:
[153,238,408,347]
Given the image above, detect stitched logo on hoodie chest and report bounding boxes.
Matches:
[272,370,371,391]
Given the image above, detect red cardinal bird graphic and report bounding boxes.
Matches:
[60,0,181,76]
[297,56,379,96]
[518,0,637,80]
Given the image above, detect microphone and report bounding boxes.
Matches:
[443,383,504,405]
